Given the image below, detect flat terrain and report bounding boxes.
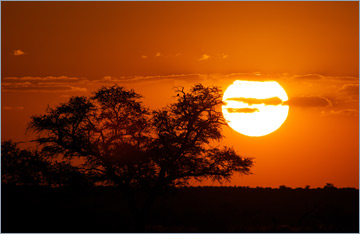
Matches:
[2,185,359,232]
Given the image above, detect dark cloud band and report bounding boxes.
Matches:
[283,96,331,107]
[225,97,283,106]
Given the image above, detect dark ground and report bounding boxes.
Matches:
[2,185,359,233]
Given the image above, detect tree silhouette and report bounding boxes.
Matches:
[27,84,253,227]
[29,85,152,189]
[151,84,253,188]
[2,140,49,186]
[1,140,93,188]
[28,84,252,191]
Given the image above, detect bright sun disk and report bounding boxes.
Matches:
[222,80,289,137]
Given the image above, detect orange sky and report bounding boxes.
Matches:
[1,1,359,188]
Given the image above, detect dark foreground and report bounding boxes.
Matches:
[2,185,359,233]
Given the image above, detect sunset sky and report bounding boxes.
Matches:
[1,1,359,188]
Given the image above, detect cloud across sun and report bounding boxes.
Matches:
[222,80,289,137]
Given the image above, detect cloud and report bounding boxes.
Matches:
[292,74,323,80]
[96,72,357,90]
[3,76,85,83]
[13,49,25,56]
[97,74,204,85]
[325,76,359,82]
[3,106,24,110]
[322,109,359,118]
[198,54,210,61]
[338,84,359,97]
[141,55,148,59]
[284,96,332,107]
[155,52,161,57]
[225,97,283,106]
[219,72,268,82]
[290,73,359,82]
[1,81,32,88]
[98,73,271,86]
[2,85,87,92]
[226,108,259,113]
[223,93,335,111]
[1,76,88,92]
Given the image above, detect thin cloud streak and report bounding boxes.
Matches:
[13,49,25,56]
[2,76,88,92]
[226,108,259,113]
[225,97,283,106]
[198,54,210,61]
[284,96,332,107]
[97,74,205,85]
[322,109,359,118]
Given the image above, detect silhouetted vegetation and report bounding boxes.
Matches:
[2,84,254,230]
[1,141,93,188]
[2,84,358,232]
[2,185,358,232]
[26,84,252,190]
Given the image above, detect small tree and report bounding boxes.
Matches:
[324,183,336,189]
[1,140,49,186]
[1,140,92,188]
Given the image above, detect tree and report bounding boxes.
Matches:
[28,84,252,190]
[324,183,336,189]
[29,85,152,190]
[1,140,50,186]
[151,84,253,188]
[27,84,253,228]
[1,140,93,188]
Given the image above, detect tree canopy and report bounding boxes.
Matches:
[26,84,253,190]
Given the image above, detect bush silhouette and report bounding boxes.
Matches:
[1,140,93,187]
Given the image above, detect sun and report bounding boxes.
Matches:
[222,80,289,137]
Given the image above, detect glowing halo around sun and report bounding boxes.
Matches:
[222,80,289,137]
